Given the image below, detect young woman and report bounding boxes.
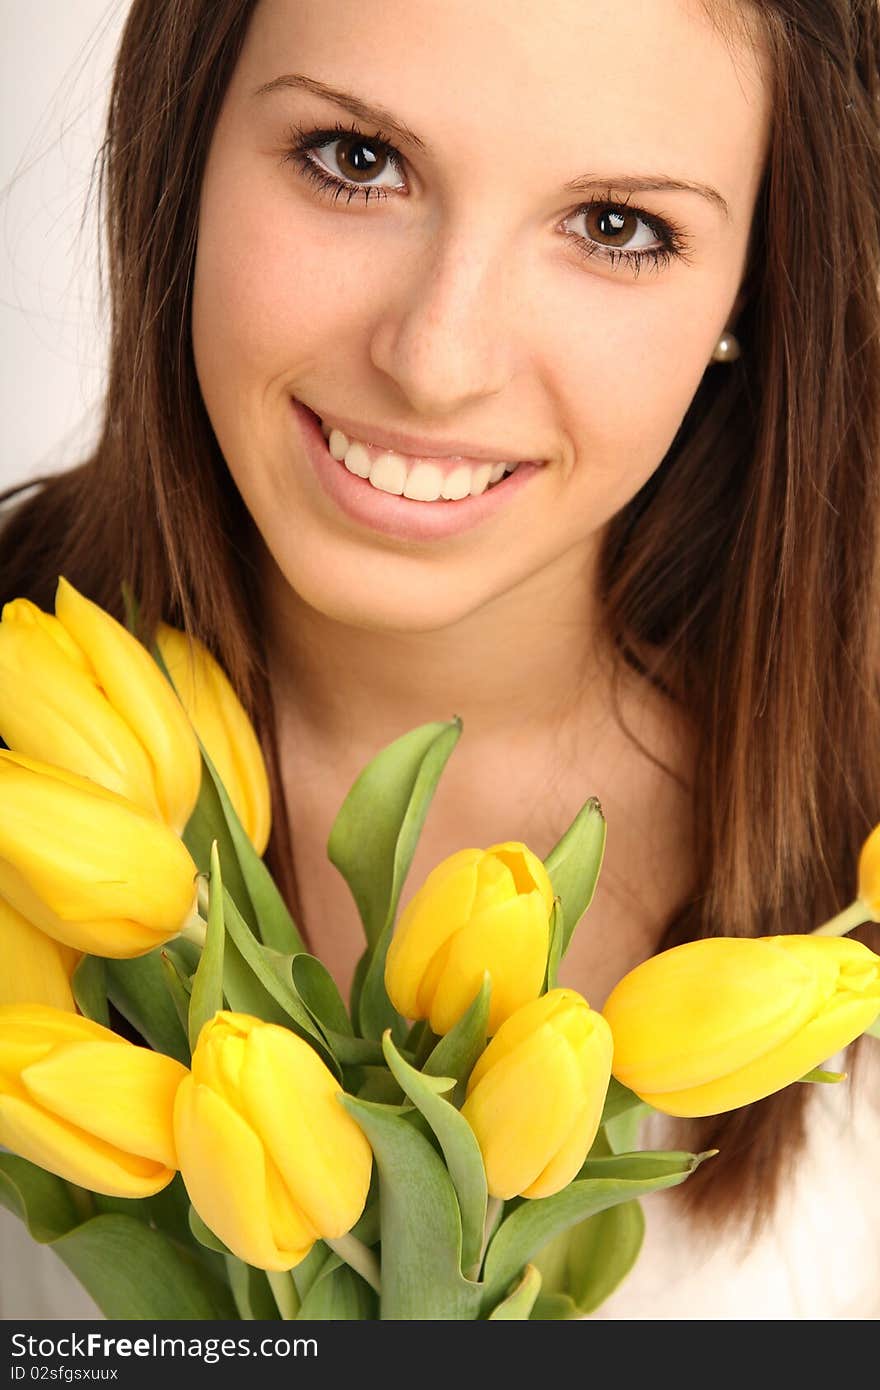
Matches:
[2,0,879,1318]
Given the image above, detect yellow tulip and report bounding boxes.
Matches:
[461,988,613,1199]
[0,1004,187,1197]
[0,750,199,958]
[602,935,880,1117]
[858,822,880,917]
[0,899,79,1011]
[0,579,201,833]
[174,1013,373,1271]
[155,624,271,855]
[385,842,554,1036]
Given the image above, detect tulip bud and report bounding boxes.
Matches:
[0,1004,187,1197]
[0,899,79,1011]
[174,1013,373,1271]
[0,579,201,833]
[385,842,554,1036]
[858,822,880,918]
[155,624,271,855]
[0,750,199,958]
[461,988,613,1199]
[602,935,880,1117]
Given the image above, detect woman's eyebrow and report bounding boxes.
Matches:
[254,72,428,151]
[254,71,730,221]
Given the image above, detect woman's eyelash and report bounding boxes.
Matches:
[280,121,693,276]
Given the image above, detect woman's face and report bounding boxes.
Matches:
[193,0,770,634]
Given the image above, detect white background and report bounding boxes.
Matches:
[1,2,129,494]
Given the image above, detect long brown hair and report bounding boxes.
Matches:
[2,0,879,1235]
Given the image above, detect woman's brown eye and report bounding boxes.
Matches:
[584,206,638,247]
[334,137,389,183]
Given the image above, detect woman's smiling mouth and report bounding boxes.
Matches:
[292,398,545,540]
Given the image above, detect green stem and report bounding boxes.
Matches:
[413,1024,438,1069]
[180,912,207,949]
[266,1270,301,1319]
[811,899,870,936]
[324,1232,382,1295]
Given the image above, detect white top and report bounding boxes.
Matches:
[1,1045,878,1320]
[592,1044,880,1320]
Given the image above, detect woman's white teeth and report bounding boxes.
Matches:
[324,425,517,500]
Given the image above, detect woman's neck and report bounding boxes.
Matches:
[259,537,615,760]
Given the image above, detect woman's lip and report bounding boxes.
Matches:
[291,397,543,542]
[311,407,542,466]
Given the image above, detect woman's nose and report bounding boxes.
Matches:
[368,229,516,417]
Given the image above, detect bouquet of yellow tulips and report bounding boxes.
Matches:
[1,579,879,1320]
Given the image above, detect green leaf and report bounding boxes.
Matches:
[328,719,462,1042]
[54,1216,237,1320]
[321,1032,389,1067]
[189,1204,231,1255]
[290,1242,335,1302]
[341,1094,483,1319]
[198,742,306,956]
[295,1261,377,1319]
[0,1155,233,1318]
[158,950,193,1037]
[71,955,110,1027]
[531,1199,645,1316]
[221,888,333,1064]
[382,1032,488,1273]
[422,976,490,1090]
[0,1154,82,1242]
[866,1016,880,1040]
[104,951,190,1064]
[543,898,564,991]
[480,1148,710,1313]
[189,842,226,1051]
[291,953,355,1037]
[528,1292,581,1319]
[798,1067,847,1084]
[487,1264,543,1319]
[225,1257,278,1320]
[328,718,462,947]
[600,1076,646,1125]
[543,796,606,954]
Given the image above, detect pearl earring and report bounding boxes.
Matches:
[711,331,741,363]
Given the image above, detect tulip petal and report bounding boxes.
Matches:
[466,989,581,1094]
[0,753,197,951]
[462,1027,583,1199]
[0,609,161,815]
[242,1026,372,1239]
[21,1041,186,1166]
[0,1094,173,1197]
[471,854,518,916]
[0,857,183,958]
[263,1153,320,1255]
[156,626,271,855]
[643,993,880,1116]
[55,578,201,832]
[430,893,549,1036]
[0,899,78,1011]
[484,842,556,916]
[858,823,880,915]
[603,938,824,1094]
[385,852,481,1018]
[174,1077,305,1270]
[521,1023,613,1198]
